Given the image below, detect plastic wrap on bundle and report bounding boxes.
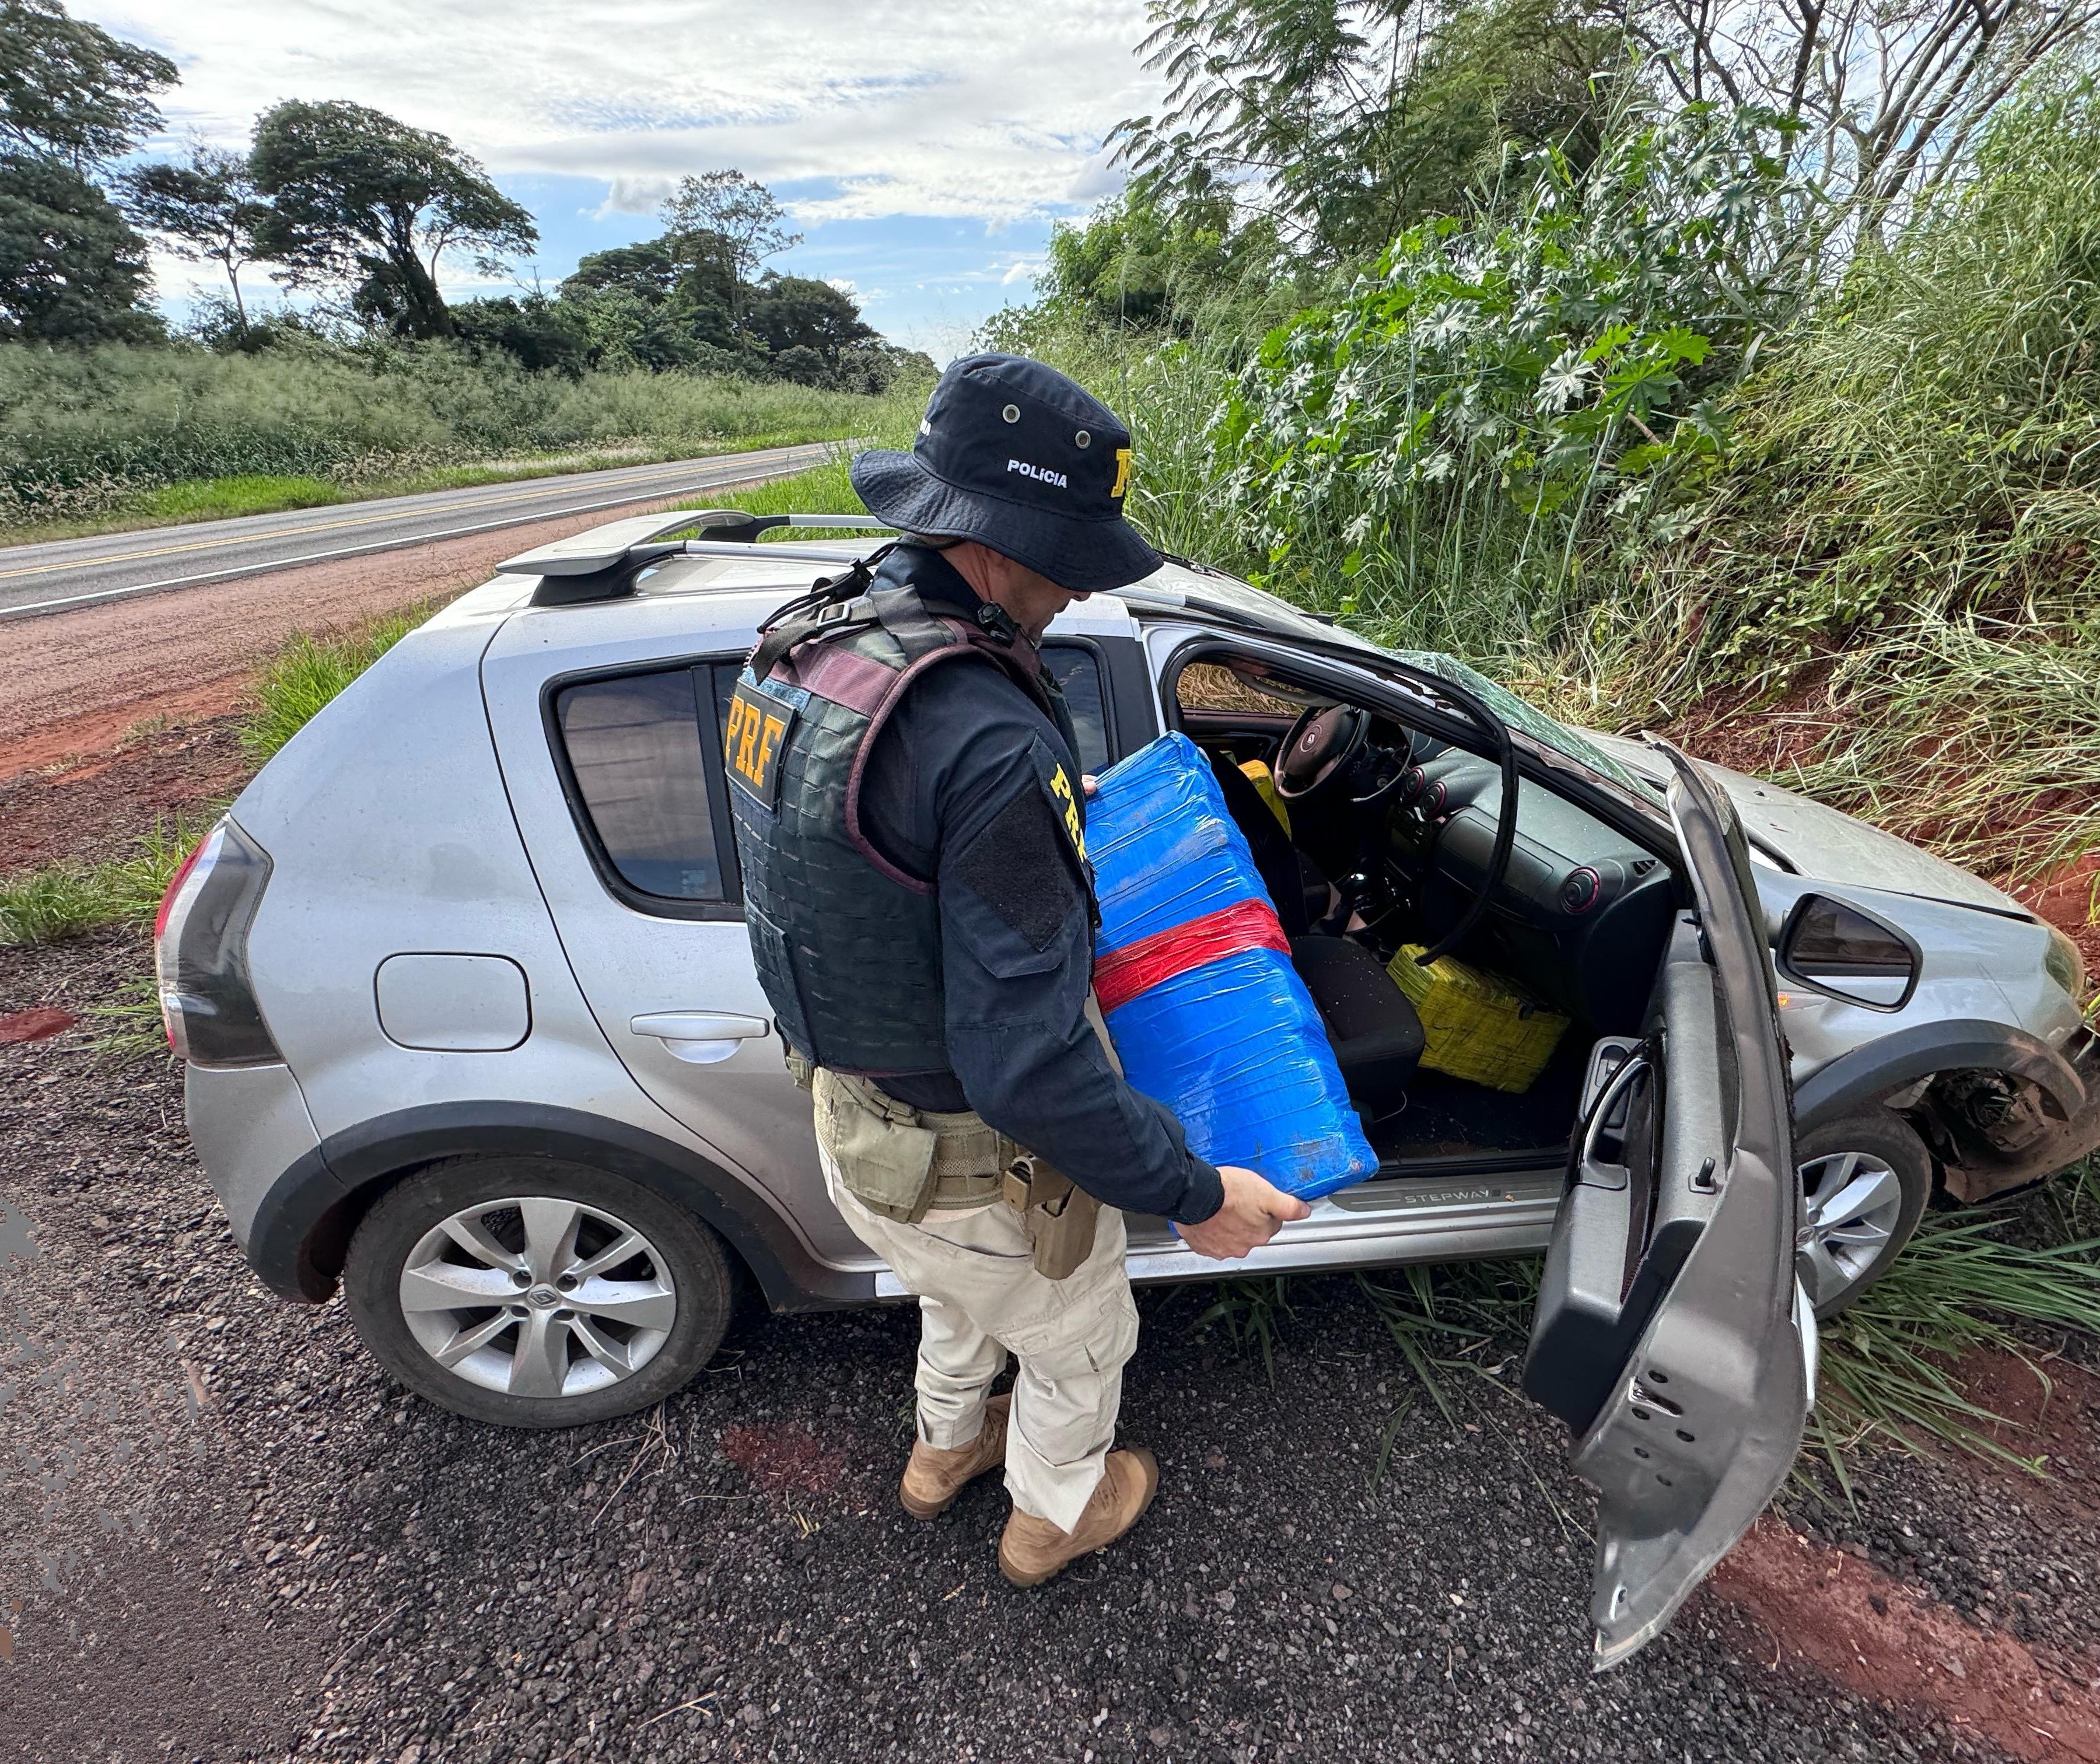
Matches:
[1088,733,1378,1202]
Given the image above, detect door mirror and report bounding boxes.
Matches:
[1777,894,1919,1011]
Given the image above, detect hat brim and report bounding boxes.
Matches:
[850,450,1163,594]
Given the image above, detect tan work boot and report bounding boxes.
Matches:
[900,1394,1011,1520]
[997,1447,1160,1587]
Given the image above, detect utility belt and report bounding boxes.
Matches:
[792,1049,1102,1281]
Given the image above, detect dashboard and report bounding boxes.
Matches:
[1388,745,1679,1032]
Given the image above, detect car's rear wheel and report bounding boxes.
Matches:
[1795,1113,1934,1319]
[345,1156,736,1427]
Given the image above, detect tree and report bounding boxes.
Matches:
[743,274,876,369]
[0,0,172,342]
[118,144,273,340]
[248,99,537,340]
[558,230,747,370]
[0,0,175,172]
[1628,0,2100,242]
[0,151,160,342]
[1111,0,1625,264]
[660,170,800,309]
[450,293,590,375]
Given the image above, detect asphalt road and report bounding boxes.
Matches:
[0,442,838,621]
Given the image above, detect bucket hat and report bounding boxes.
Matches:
[849,353,1162,593]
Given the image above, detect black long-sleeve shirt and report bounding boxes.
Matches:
[855,547,1224,1225]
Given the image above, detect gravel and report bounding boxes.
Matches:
[0,928,2036,1763]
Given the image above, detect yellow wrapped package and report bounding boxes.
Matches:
[1387,944,1569,1093]
[1238,759,1291,835]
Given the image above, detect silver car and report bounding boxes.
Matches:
[158,508,2099,1664]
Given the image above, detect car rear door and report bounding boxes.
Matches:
[1521,741,1812,1668]
[480,612,861,1268]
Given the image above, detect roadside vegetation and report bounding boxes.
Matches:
[0,345,894,536]
[6,0,2099,1487]
[0,3,929,539]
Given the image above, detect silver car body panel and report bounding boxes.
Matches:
[186,1061,321,1248]
[1580,730,2027,918]
[220,573,858,1278]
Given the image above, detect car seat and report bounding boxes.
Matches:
[1204,750,1424,1114]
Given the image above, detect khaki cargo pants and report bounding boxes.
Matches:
[820,1149,1140,1533]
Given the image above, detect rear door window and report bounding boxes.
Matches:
[1044,642,1111,775]
[552,664,740,908]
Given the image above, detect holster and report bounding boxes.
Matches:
[794,991,1118,1280]
[1001,1156,1102,1282]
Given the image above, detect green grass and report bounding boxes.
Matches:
[0,814,209,946]
[131,473,346,523]
[1186,1161,2100,1492]
[0,341,888,536]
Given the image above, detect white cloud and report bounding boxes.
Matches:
[86,0,1163,226]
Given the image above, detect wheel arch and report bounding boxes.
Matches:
[247,1101,876,1312]
[1794,1019,2084,1132]
[1794,1019,2100,1203]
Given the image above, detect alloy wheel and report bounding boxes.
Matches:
[1795,1151,1907,1311]
[397,1195,678,1398]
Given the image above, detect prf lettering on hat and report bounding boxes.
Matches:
[1110,448,1132,499]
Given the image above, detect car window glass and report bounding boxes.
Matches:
[1044,644,1110,775]
[555,669,723,900]
[1175,661,1307,716]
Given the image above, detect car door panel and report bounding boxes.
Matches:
[480,628,869,1270]
[1524,743,1811,1668]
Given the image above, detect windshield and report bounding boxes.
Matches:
[1389,649,1661,800]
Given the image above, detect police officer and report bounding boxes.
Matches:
[726,354,1311,1587]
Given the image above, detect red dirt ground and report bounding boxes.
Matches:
[0,712,251,873]
[1709,1516,2100,1762]
[719,1423,850,1502]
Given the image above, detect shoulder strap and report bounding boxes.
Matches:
[748,543,898,682]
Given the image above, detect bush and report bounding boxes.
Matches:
[0,340,882,523]
[0,816,201,944]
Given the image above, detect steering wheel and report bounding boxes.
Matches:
[1274,704,1368,800]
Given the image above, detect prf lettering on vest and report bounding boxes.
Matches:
[1046,764,1086,860]
[725,684,796,808]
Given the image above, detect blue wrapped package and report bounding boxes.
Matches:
[1087,733,1378,1201]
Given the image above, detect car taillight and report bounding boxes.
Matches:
[152,817,282,1068]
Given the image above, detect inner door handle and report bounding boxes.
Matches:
[629,1012,770,1065]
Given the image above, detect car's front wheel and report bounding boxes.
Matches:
[345,1156,736,1427]
[1794,1113,1934,1319]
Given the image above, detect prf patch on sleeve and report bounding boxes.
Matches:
[724,682,796,809]
[1045,760,1086,861]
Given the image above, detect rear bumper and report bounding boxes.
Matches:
[186,1063,322,1251]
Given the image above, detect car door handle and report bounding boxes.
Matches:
[628,1012,771,1065]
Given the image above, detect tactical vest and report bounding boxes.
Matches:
[726,556,1073,1076]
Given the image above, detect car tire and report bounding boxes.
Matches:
[1795,1112,1934,1320]
[344,1156,736,1428]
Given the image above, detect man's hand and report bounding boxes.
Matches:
[1175,1166,1312,1261]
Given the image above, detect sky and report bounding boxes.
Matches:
[79,0,1167,358]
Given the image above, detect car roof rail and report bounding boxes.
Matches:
[497,510,895,606]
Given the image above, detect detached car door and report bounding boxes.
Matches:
[1521,742,1812,1668]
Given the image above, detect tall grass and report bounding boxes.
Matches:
[1040,85,2100,893]
[0,341,883,527]
[0,815,206,945]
